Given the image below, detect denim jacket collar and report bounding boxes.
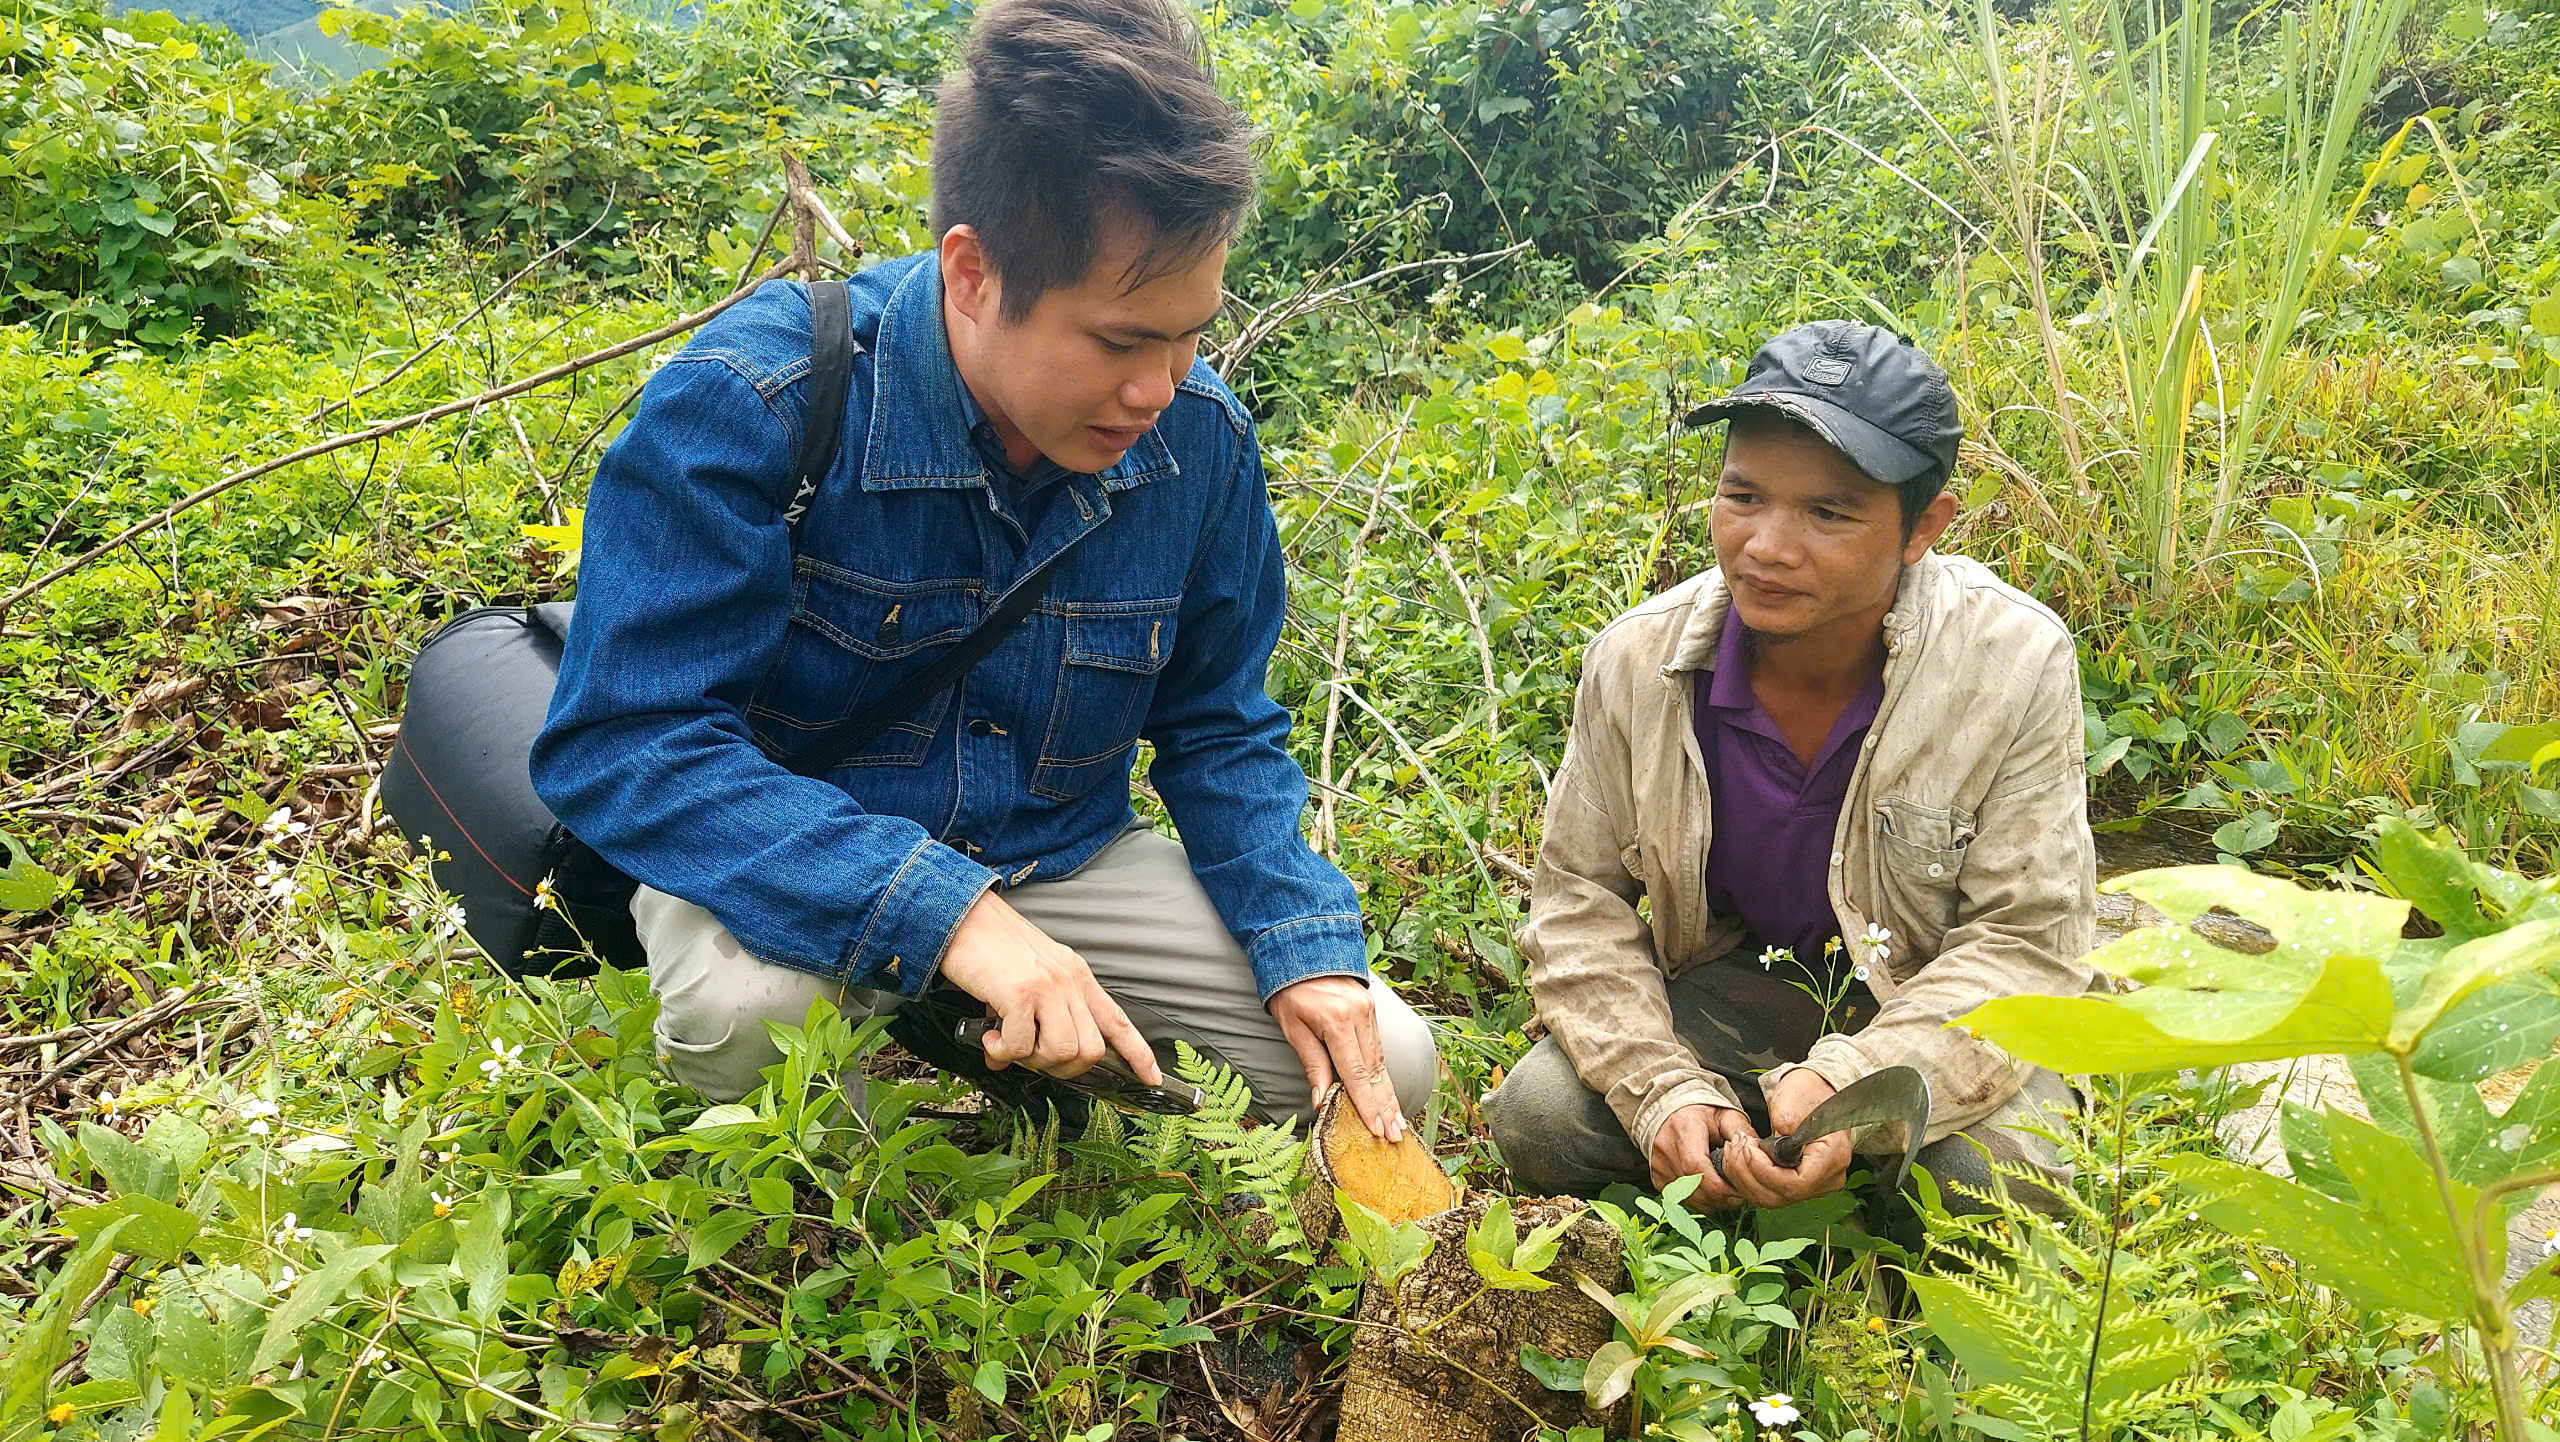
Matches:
[861,258,1181,495]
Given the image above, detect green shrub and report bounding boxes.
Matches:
[0,0,330,346]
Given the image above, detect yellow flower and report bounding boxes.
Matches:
[133,1298,154,1317]
[47,1403,75,1422]
[1866,1316,1888,1333]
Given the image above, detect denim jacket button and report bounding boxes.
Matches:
[967,718,994,738]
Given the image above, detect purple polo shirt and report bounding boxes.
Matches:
[1694,616,1884,974]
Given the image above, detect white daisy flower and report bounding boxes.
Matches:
[270,1263,299,1294]
[478,1040,523,1078]
[439,900,470,934]
[1757,945,1788,971]
[1748,1393,1800,1426]
[259,806,309,842]
[2539,1227,2558,1259]
[256,859,298,902]
[433,1191,456,1218]
[239,1097,280,1136]
[533,877,557,911]
[274,1212,313,1246]
[358,1344,389,1370]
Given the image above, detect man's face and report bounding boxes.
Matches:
[941,224,1226,476]
[1710,417,1945,642]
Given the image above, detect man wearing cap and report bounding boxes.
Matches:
[1484,321,2099,1212]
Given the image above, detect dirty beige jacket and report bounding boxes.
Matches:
[1518,553,2099,1157]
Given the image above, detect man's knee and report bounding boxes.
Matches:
[1486,1042,1630,1198]
[1374,987,1439,1120]
[1915,1072,2078,1217]
[638,888,858,1103]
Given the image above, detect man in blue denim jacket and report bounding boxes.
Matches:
[531,0,1433,1139]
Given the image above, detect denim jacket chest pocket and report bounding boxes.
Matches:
[1031,599,1179,801]
[747,559,982,767]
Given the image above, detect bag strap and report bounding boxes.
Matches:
[764,278,1083,774]
[784,278,854,533]
[780,554,1066,776]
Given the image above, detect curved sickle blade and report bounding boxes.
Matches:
[1716,1066,1933,1192]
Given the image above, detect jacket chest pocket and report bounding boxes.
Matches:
[1871,795,1973,946]
[748,563,981,769]
[1031,602,1177,801]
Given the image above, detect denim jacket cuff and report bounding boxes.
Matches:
[1245,913,1371,1005]
[839,839,998,997]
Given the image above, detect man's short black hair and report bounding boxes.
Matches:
[1726,409,1949,538]
[932,0,1260,324]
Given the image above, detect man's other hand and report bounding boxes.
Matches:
[1718,1070,1852,1209]
[937,889,1163,1085]
[1270,975,1403,1142]
[1650,1102,1760,1210]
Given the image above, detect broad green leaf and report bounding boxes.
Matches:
[685,1103,764,1134]
[88,1305,153,1384]
[1582,1339,1641,1409]
[1465,1197,1555,1290]
[2347,1052,2522,1195]
[1641,1270,1734,1338]
[459,1191,511,1324]
[81,1120,177,1201]
[2371,818,2496,940]
[2411,979,2560,1082]
[2392,918,2560,1047]
[1960,950,2392,1072]
[4,1216,134,1422]
[0,831,62,912]
[2278,1103,2358,1203]
[972,1359,1007,1407]
[253,1244,395,1371]
[2481,721,2560,766]
[1333,1191,1433,1288]
[1518,1343,1585,1392]
[1906,1274,2032,1387]
[2102,868,2409,969]
[686,1209,759,1271]
[2165,1114,2469,1323]
[62,1194,201,1261]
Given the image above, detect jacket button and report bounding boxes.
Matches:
[1829,850,1844,866]
[967,718,994,738]
[1927,863,1945,877]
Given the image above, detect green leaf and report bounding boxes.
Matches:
[1959,948,2393,1072]
[972,1358,1007,1407]
[2481,722,2560,765]
[0,831,62,912]
[687,1209,760,1272]
[685,1104,763,1134]
[2529,295,2560,337]
[2412,979,2560,1082]
[2393,919,2560,1047]
[1334,1191,1433,1287]
[2165,1114,2469,1323]
[2371,818,2496,940]
[2103,867,2411,965]
[253,1244,395,1371]
[62,1194,201,1261]
[2212,813,2278,855]
[80,1121,177,1201]
[459,1191,511,1324]
[1477,95,1532,123]
[1518,1343,1585,1392]
[1906,1274,2032,1387]
[1582,1339,1641,1409]
[89,1304,153,1384]
[4,1216,133,1422]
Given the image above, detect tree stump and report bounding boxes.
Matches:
[1334,1194,1629,1442]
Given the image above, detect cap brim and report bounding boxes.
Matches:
[1682,391,1939,485]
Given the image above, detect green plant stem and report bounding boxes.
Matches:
[2080,1079,2131,1441]
[2394,1051,2530,1442]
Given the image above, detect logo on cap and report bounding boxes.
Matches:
[1805,356,1853,386]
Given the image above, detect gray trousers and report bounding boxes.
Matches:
[1485,955,2076,1211]
[633,824,1439,1122]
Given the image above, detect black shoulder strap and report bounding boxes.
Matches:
[783,279,853,533]
[783,557,1065,777]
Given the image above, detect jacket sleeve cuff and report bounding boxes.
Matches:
[1630,1072,1746,1158]
[1245,913,1371,1005]
[839,838,998,997]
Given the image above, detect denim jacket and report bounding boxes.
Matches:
[531,253,1367,1002]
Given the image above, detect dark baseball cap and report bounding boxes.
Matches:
[1683,321,1962,487]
